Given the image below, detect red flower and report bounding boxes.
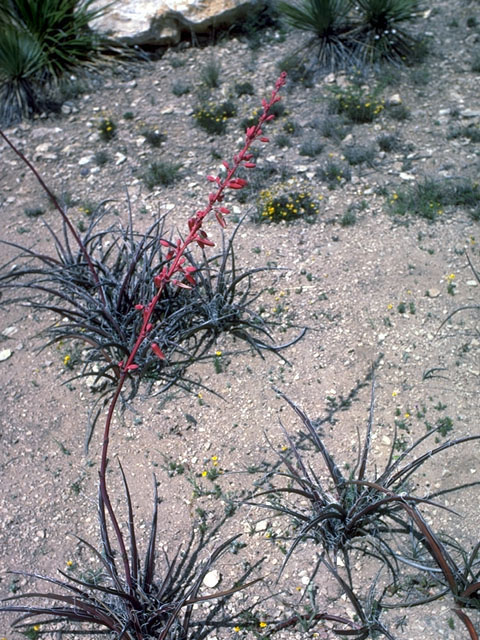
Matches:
[151,343,165,360]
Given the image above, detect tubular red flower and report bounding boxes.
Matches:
[215,210,227,228]
[151,343,165,359]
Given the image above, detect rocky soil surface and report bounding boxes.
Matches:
[1,2,480,638]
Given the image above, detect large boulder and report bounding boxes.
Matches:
[91,0,264,47]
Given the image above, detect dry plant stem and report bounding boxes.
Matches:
[98,72,288,593]
[0,129,107,307]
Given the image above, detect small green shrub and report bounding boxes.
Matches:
[141,127,167,147]
[377,133,401,152]
[169,55,186,68]
[200,59,222,88]
[299,139,324,157]
[447,123,480,143]
[277,53,315,86]
[471,52,480,73]
[94,150,109,166]
[143,160,182,189]
[123,110,134,120]
[317,159,351,188]
[234,81,255,96]
[387,103,411,121]
[24,206,45,218]
[331,83,385,123]
[194,100,237,135]
[343,144,375,165]
[171,81,191,96]
[283,118,298,134]
[274,133,292,148]
[389,177,480,221]
[318,115,351,140]
[340,207,356,226]
[257,188,320,223]
[98,117,116,142]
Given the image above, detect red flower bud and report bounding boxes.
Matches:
[172,279,192,289]
[260,137,270,142]
[159,239,171,247]
[134,304,144,310]
[244,162,256,168]
[151,343,165,360]
[215,210,227,228]
[206,175,217,182]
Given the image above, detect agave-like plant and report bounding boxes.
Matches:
[251,383,480,575]
[1,72,290,640]
[354,0,423,65]
[0,131,304,449]
[0,0,110,123]
[1,466,259,639]
[277,0,358,71]
[0,26,46,122]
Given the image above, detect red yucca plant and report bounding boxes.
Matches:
[0,72,288,639]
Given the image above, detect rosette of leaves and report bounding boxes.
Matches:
[0,467,258,639]
[277,0,358,71]
[0,208,304,449]
[354,0,423,65]
[0,0,109,123]
[251,384,480,580]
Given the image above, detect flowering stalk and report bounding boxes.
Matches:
[98,72,287,592]
[0,129,107,307]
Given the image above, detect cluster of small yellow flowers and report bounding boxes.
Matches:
[201,455,222,479]
[335,85,385,123]
[63,354,71,366]
[258,189,320,223]
[390,192,399,205]
[98,117,116,142]
[193,101,237,135]
[79,205,93,216]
